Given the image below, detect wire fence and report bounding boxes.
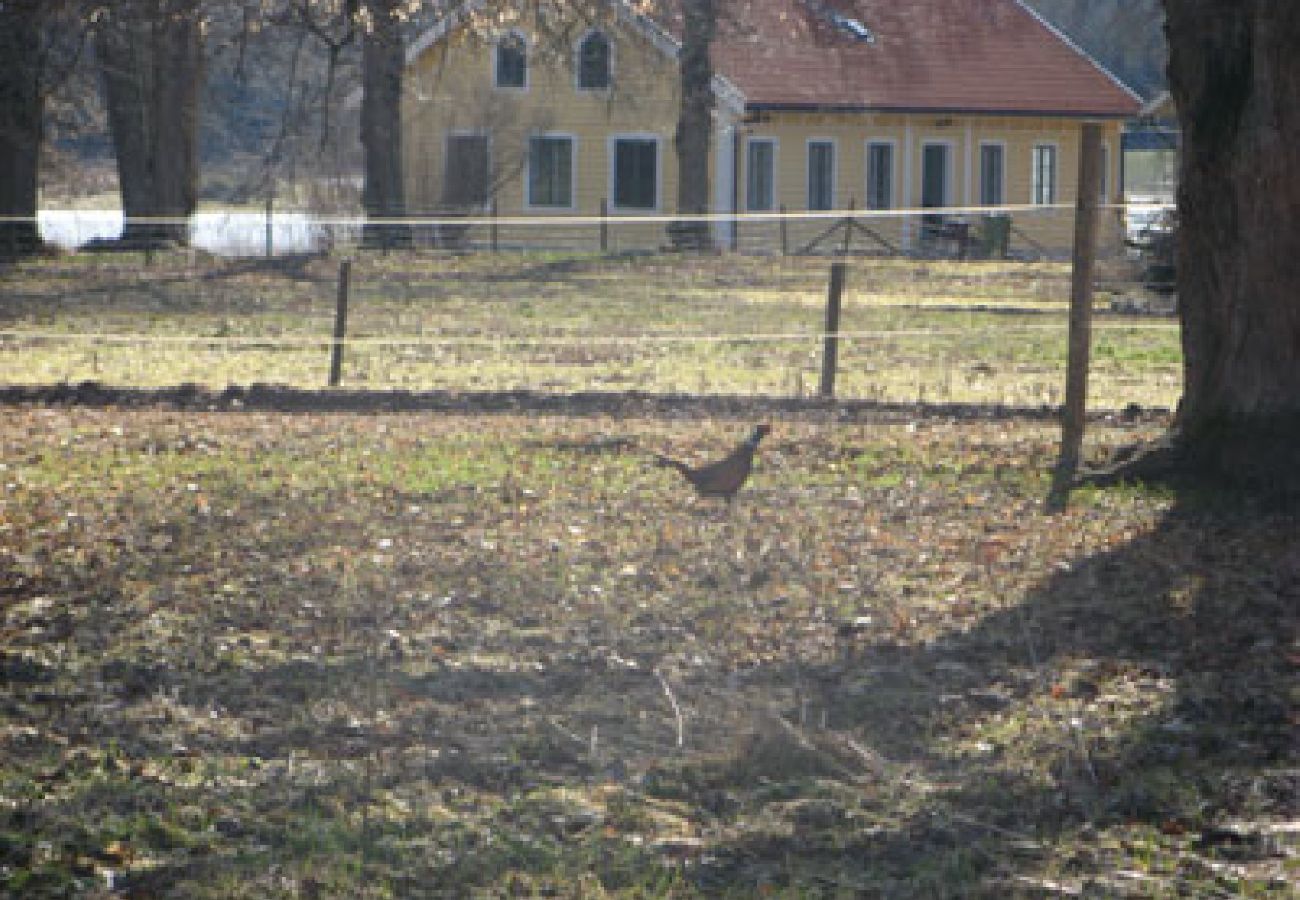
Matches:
[4,204,1181,411]
[26,199,1177,258]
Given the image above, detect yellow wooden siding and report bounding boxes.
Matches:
[734,113,1124,255]
[403,19,689,248]
[403,22,1126,255]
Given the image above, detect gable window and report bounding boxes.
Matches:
[528,135,574,209]
[1032,143,1057,205]
[612,136,658,210]
[577,30,611,91]
[866,141,893,210]
[746,139,775,211]
[443,133,490,208]
[979,143,1005,206]
[807,140,835,211]
[495,31,527,89]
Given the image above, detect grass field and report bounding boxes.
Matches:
[1,400,1295,897]
[1,250,1181,410]
[1,250,1293,897]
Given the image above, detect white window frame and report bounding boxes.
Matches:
[865,139,896,211]
[608,133,662,213]
[745,137,777,212]
[1032,142,1059,205]
[525,133,577,212]
[493,28,529,91]
[978,140,1006,207]
[806,138,836,211]
[575,28,613,93]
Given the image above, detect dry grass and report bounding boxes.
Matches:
[0,250,1181,410]
[0,402,1294,898]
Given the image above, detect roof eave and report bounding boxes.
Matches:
[745,102,1139,120]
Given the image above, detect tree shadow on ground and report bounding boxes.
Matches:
[2,412,1290,896]
[0,251,336,327]
[702,490,1297,895]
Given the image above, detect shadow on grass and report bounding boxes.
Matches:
[0,381,1171,425]
[696,492,1297,895]
[2,422,1289,896]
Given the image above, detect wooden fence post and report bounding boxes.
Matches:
[819,262,847,398]
[599,198,608,252]
[264,193,274,258]
[1049,122,1103,509]
[779,204,789,256]
[490,199,499,252]
[329,259,352,387]
[842,198,856,255]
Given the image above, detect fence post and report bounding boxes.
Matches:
[329,259,352,387]
[780,204,789,256]
[1048,122,1103,509]
[599,198,608,252]
[819,262,846,398]
[490,199,499,252]
[264,193,274,258]
[842,197,856,255]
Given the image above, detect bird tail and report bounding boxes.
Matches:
[653,454,690,475]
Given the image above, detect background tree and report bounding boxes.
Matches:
[666,0,716,250]
[287,0,413,246]
[94,0,204,247]
[1027,0,1166,99]
[1151,0,1300,493]
[359,0,412,247]
[0,0,47,256]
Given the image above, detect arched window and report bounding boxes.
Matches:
[577,30,611,91]
[495,31,527,89]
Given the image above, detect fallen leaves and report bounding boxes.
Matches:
[0,405,1295,896]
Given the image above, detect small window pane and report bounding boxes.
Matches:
[867,143,893,210]
[496,34,526,88]
[747,141,774,211]
[808,142,834,211]
[578,32,610,90]
[1033,144,1057,205]
[614,139,657,209]
[529,137,573,208]
[921,144,949,209]
[980,145,1004,206]
[443,135,489,207]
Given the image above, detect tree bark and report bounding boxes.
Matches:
[1160,0,1300,489]
[0,0,45,257]
[668,0,716,251]
[95,0,203,248]
[360,0,410,248]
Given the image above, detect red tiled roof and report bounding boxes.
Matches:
[705,0,1141,117]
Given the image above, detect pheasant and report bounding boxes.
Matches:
[654,424,770,502]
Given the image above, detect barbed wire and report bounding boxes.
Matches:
[0,319,1177,351]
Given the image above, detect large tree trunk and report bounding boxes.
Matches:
[360,0,410,249]
[667,0,716,251]
[1161,0,1300,489]
[0,0,45,258]
[95,0,203,248]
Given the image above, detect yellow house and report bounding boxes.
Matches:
[402,0,1142,255]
